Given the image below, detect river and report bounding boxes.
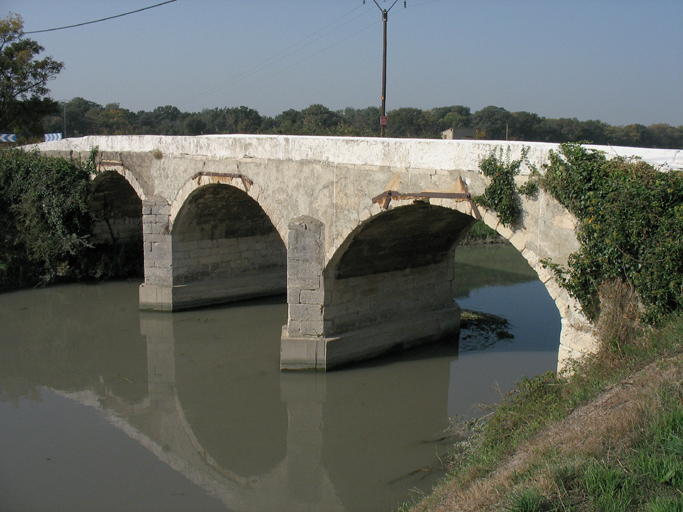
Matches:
[0,243,560,512]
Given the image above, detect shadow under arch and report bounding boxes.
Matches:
[170,182,287,308]
[89,170,144,277]
[281,202,479,370]
[329,201,477,281]
[169,173,287,247]
[323,202,476,356]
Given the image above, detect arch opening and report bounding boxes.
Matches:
[170,183,286,308]
[281,203,478,370]
[325,203,476,339]
[90,171,144,277]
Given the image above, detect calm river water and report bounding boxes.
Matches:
[0,244,560,512]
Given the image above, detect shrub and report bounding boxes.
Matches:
[0,148,95,288]
[540,143,683,324]
[475,146,538,228]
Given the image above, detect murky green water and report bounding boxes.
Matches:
[0,244,560,512]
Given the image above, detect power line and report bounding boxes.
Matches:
[205,20,379,107]
[184,0,438,111]
[181,4,369,109]
[24,0,178,34]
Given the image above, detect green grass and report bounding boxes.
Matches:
[461,220,503,244]
[408,312,683,512]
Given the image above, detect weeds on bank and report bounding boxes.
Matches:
[461,221,504,244]
[408,303,683,512]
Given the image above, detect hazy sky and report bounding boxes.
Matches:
[6,0,683,126]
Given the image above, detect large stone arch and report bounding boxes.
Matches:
[282,188,595,371]
[361,186,596,371]
[281,205,474,370]
[323,203,475,337]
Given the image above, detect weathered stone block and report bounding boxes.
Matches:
[300,289,325,305]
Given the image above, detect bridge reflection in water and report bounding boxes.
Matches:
[124,310,455,512]
[0,244,560,511]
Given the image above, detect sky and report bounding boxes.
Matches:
[5,0,683,126]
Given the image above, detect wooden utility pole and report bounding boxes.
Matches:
[370,0,403,137]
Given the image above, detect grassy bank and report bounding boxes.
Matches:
[404,306,683,511]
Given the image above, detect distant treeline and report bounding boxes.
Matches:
[42,99,683,149]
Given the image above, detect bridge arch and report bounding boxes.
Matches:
[323,203,474,337]
[90,170,144,275]
[90,171,144,247]
[95,163,148,202]
[169,173,287,245]
[282,191,593,370]
[158,180,286,310]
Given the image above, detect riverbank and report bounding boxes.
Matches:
[404,310,683,511]
[460,221,504,245]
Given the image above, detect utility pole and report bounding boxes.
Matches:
[367,0,404,137]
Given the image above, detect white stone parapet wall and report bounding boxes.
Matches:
[35,135,683,175]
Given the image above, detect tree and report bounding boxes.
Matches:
[274,109,303,134]
[509,111,542,141]
[0,13,64,133]
[225,106,262,133]
[471,106,512,140]
[300,104,342,134]
[64,97,103,136]
[385,107,425,137]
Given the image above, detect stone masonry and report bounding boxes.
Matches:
[35,135,679,371]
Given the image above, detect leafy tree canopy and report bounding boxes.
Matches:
[0,13,64,135]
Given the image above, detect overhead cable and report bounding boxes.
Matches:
[182,4,368,108]
[25,0,178,34]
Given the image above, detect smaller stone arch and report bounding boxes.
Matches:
[90,171,144,248]
[95,162,147,202]
[162,179,287,310]
[170,173,287,247]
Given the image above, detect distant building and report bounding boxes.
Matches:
[441,127,476,140]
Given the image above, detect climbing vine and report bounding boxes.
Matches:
[539,143,683,324]
[475,146,538,228]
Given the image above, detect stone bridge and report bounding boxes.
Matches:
[36,135,680,371]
